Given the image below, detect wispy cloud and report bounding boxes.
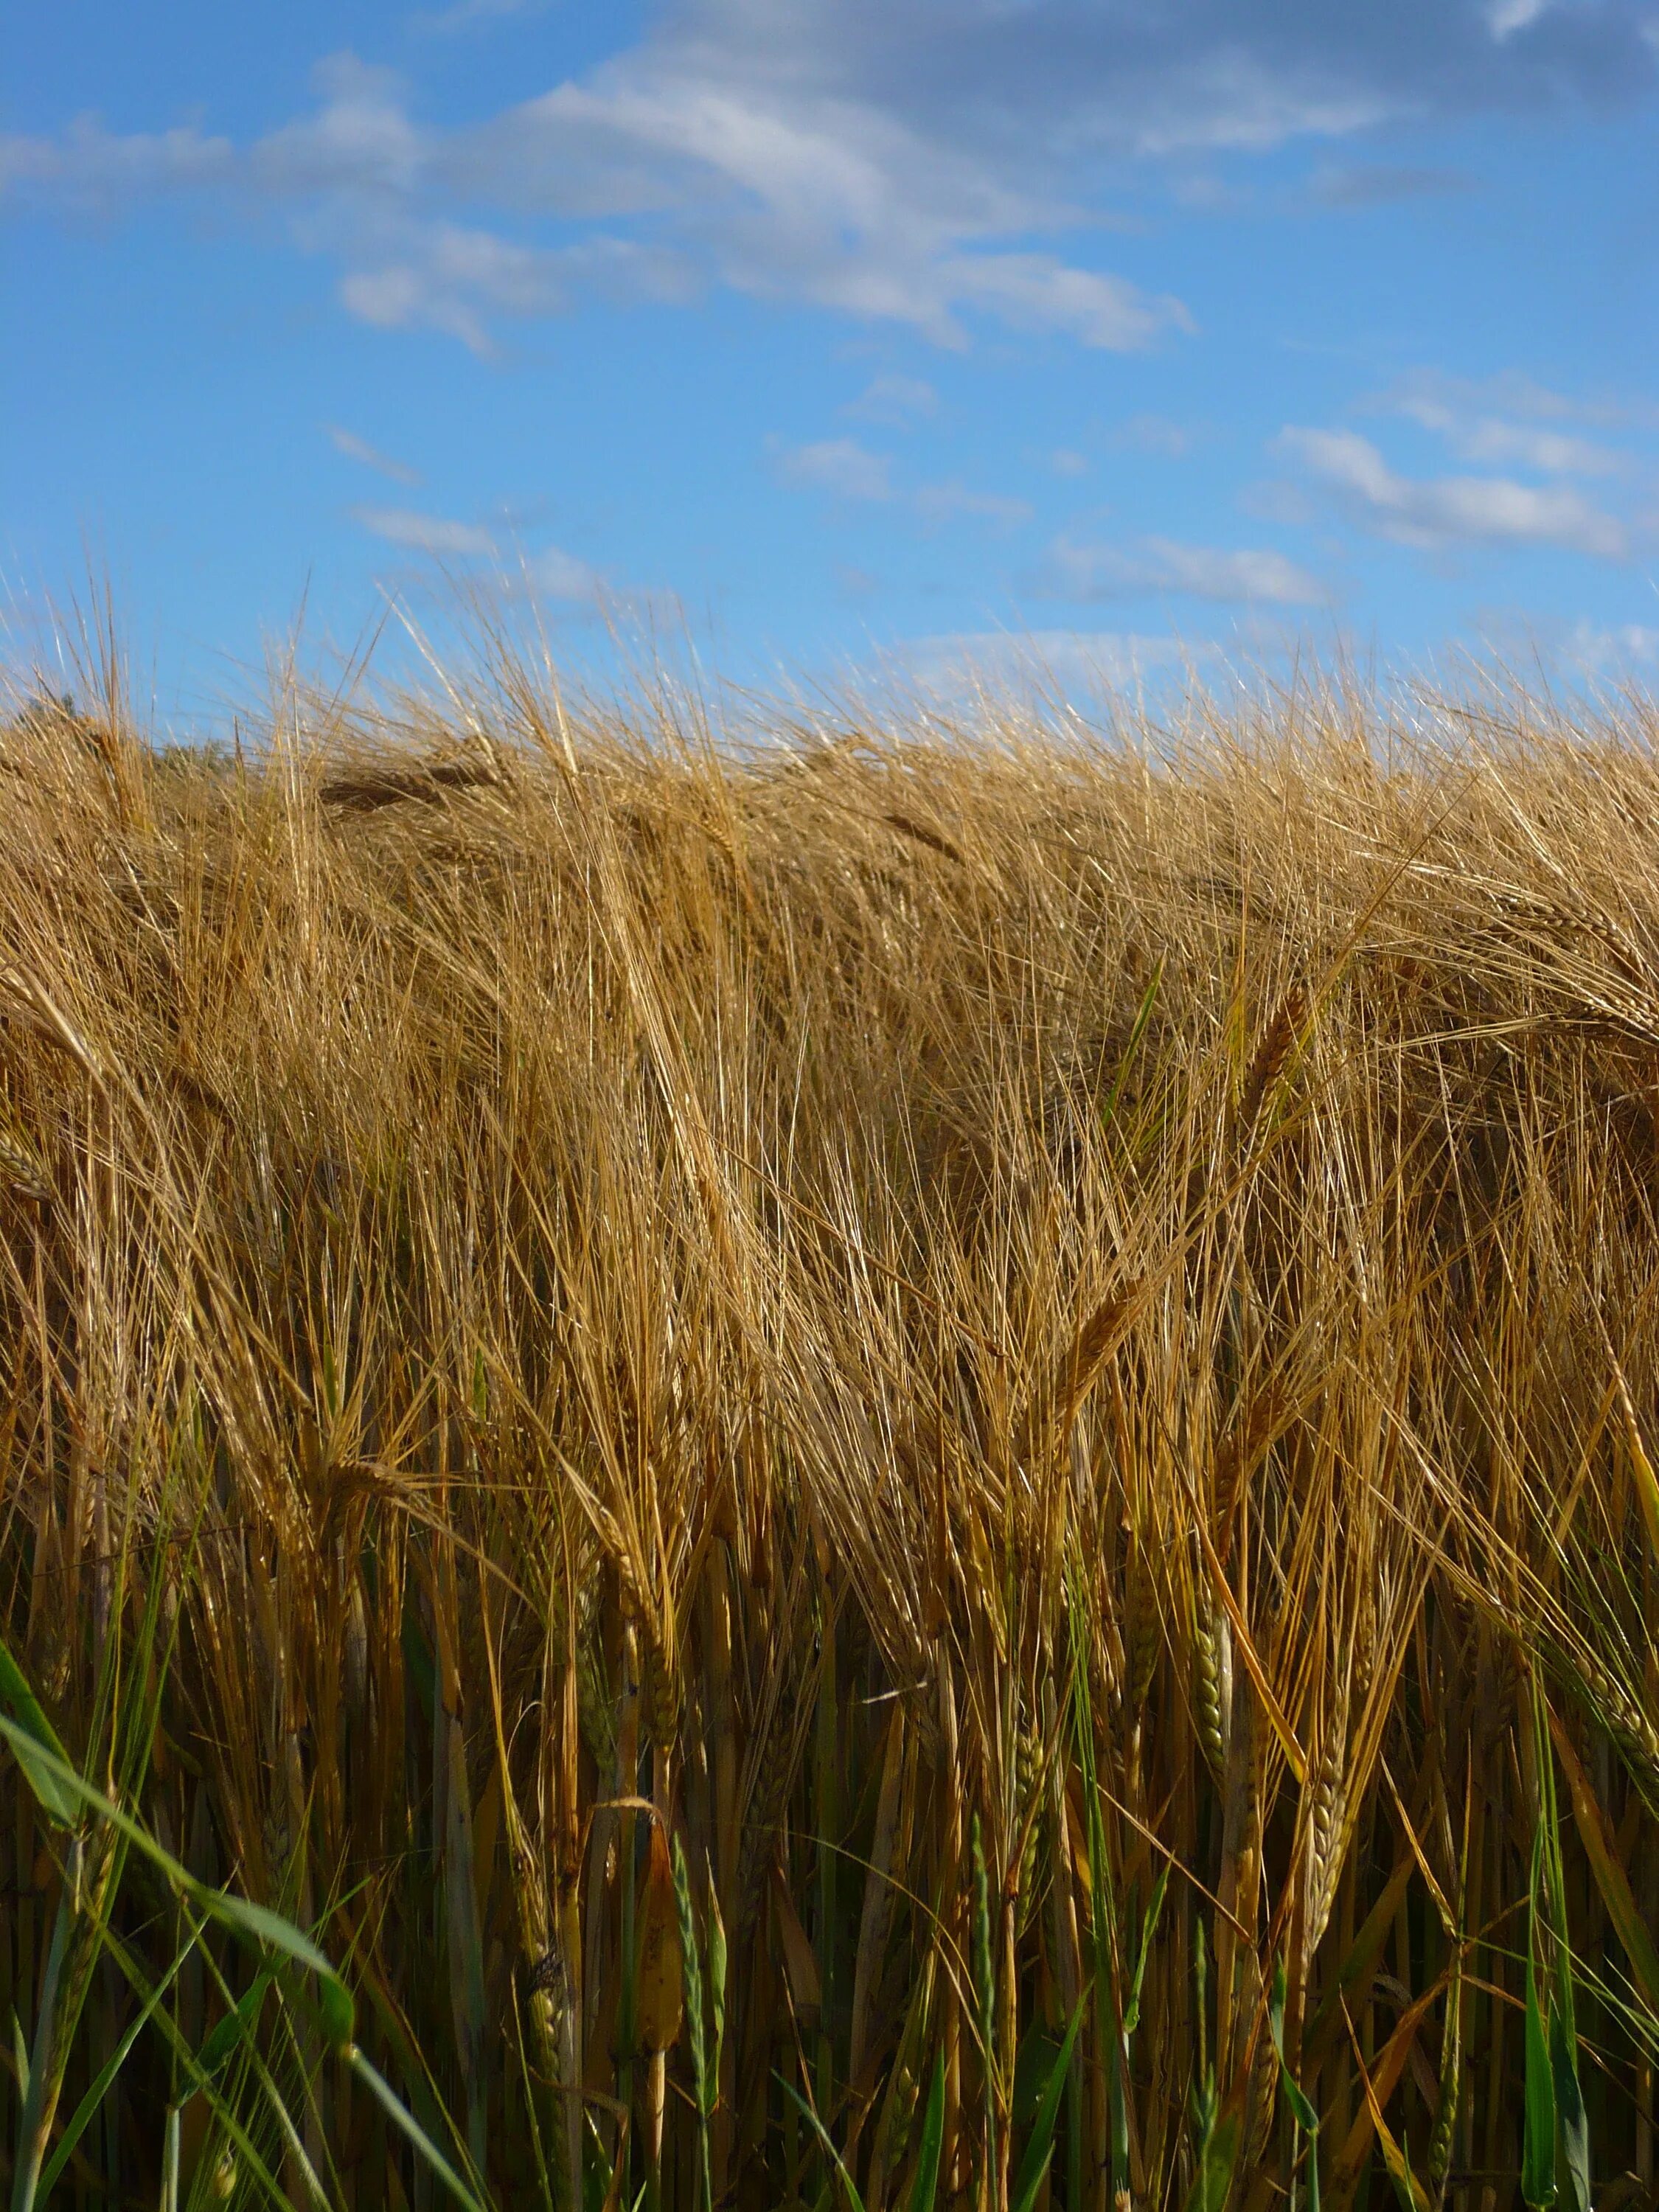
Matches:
[326,424,421,486]
[1377,369,1659,434]
[1110,413,1194,459]
[771,437,894,501]
[351,505,604,599]
[932,254,1190,349]
[1368,371,1644,476]
[337,223,695,356]
[7,4,1654,359]
[1046,534,1329,605]
[1402,408,1625,476]
[772,437,1030,526]
[1311,164,1472,207]
[914,479,1032,529]
[2,38,1190,357]
[0,116,232,208]
[897,628,1217,697]
[843,375,937,427]
[524,546,605,601]
[1564,618,1659,672]
[411,0,553,32]
[352,506,497,557]
[1278,425,1631,556]
[1487,0,1557,38]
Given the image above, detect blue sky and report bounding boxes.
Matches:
[4,0,1659,720]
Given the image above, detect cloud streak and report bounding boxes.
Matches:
[1565,618,1659,670]
[1278,425,1631,556]
[844,375,937,426]
[351,506,605,599]
[1371,372,1640,476]
[899,628,1216,695]
[772,437,1032,525]
[327,425,422,485]
[771,437,893,501]
[352,505,498,557]
[13,1,1648,357]
[914,479,1033,528]
[1046,534,1330,605]
[1310,164,1472,206]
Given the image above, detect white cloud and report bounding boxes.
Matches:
[0,29,1194,355]
[1488,0,1556,38]
[248,55,423,198]
[772,437,1031,526]
[9,6,1655,358]
[341,263,488,347]
[933,254,1192,350]
[1278,425,1631,556]
[1379,369,1659,434]
[430,60,1192,352]
[1564,619,1659,672]
[1376,376,1632,475]
[336,224,559,354]
[413,0,553,29]
[524,546,605,601]
[335,223,695,354]
[1047,535,1330,605]
[326,424,421,484]
[1111,413,1194,459]
[898,629,1217,696]
[1311,164,1472,206]
[771,437,893,501]
[0,116,232,207]
[914,479,1033,528]
[835,564,880,602]
[1422,413,1623,476]
[844,375,937,426]
[1050,448,1090,478]
[352,507,498,557]
[351,507,605,601]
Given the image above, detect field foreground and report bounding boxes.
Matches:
[3,666,1659,2212]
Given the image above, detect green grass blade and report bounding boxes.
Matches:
[777,2073,866,2212]
[1534,1697,1590,2212]
[11,1889,70,2212]
[1549,2008,1589,2212]
[1523,1829,1557,2209]
[1181,2108,1237,2212]
[161,2104,181,2212]
[1010,1994,1085,2212]
[671,1835,713,2212]
[902,2054,945,2212]
[1103,958,1163,1128]
[195,1969,277,2083]
[0,1640,79,1828]
[1267,1957,1320,2137]
[0,1717,355,2053]
[707,1879,727,2086]
[1378,2127,1424,2212]
[971,1814,998,2191]
[1124,1863,1169,2038]
[35,1935,194,2201]
[1548,1709,1659,2018]
[349,2045,490,2212]
[70,1908,291,2207]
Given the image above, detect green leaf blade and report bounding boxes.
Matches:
[1012,1994,1087,2212]
[0,1639,80,1827]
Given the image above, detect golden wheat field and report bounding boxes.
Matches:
[3,648,1659,2212]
